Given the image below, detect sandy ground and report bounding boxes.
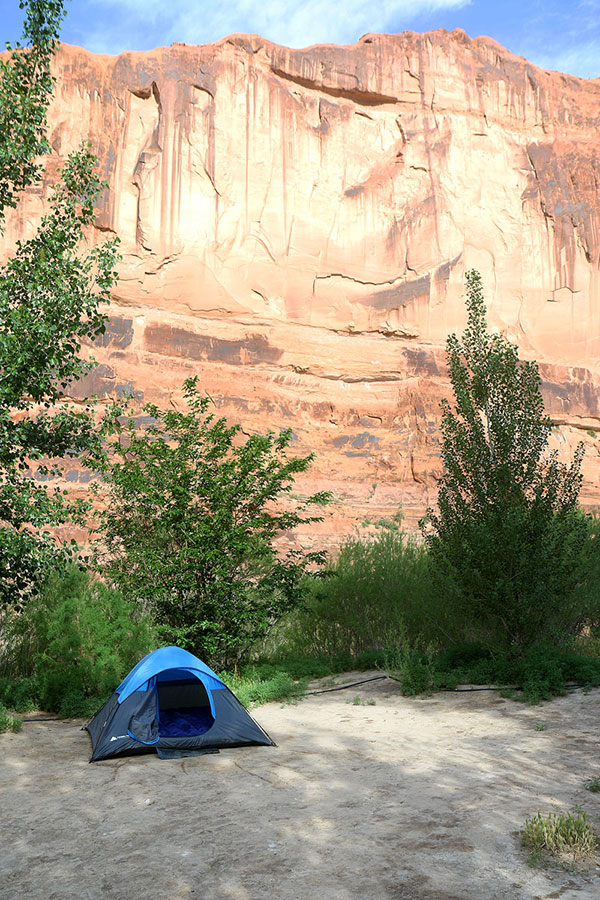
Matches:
[2,673,600,900]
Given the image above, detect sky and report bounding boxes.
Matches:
[1,0,599,79]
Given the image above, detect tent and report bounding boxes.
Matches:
[85,646,275,761]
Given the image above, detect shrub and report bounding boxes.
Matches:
[514,645,600,703]
[383,629,438,696]
[436,641,491,671]
[0,566,157,715]
[0,675,40,712]
[521,810,598,862]
[0,701,22,734]
[382,641,600,703]
[271,524,444,660]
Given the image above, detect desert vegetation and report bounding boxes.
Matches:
[3,6,600,900]
[2,7,600,894]
[3,257,600,715]
[2,2,600,735]
[521,809,599,865]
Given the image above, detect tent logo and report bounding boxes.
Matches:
[110,735,127,741]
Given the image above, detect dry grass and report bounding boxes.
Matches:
[521,810,598,864]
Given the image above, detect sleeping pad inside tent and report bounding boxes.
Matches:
[85,646,275,761]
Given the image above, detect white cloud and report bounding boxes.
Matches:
[523,40,600,80]
[84,0,471,53]
[514,1,600,79]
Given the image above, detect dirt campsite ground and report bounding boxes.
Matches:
[2,673,600,900]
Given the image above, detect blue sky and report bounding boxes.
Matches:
[2,0,599,78]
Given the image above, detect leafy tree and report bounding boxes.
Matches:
[0,1,120,610]
[0,0,64,222]
[421,270,589,650]
[92,377,331,667]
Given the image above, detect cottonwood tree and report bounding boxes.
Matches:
[92,377,331,667]
[0,0,120,610]
[422,270,589,650]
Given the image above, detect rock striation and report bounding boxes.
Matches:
[3,30,600,544]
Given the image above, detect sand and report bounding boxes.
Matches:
[1,672,600,900]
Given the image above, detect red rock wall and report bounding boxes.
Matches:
[3,30,600,546]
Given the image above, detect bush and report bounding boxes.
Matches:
[0,566,157,715]
[521,810,598,862]
[0,675,40,712]
[507,645,600,703]
[0,701,22,734]
[271,524,444,660]
[382,640,600,703]
[260,518,600,704]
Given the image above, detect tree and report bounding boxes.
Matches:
[0,0,64,223]
[92,377,331,667]
[0,1,120,610]
[421,270,589,650]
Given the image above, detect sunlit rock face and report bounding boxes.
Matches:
[4,30,600,545]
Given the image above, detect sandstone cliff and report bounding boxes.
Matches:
[3,30,600,544]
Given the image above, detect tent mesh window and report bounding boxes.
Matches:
[156,670,215,738]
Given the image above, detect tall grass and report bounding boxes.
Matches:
[267,524,447,659]
[522,810,598,862]
[0,702,22,734]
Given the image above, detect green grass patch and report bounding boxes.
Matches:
[521,810,598,863]
[221,668,303,708]
[347,696,376,706]
[0,701,22,734]
[226,650,389,709]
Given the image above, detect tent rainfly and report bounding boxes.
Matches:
[85,646,275,761]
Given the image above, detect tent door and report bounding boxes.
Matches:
[157,675,215,737]
[126,690,159,745]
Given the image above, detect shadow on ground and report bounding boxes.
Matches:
[1,674,600,900]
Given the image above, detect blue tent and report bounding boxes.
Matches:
[85,646,275,761]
